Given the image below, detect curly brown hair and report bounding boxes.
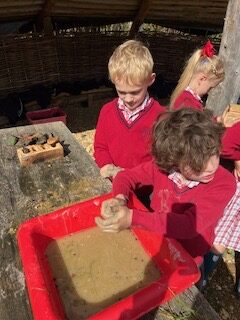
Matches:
[152,108,224,173]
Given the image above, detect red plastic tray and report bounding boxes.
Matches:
[26,107,67,125]
[17,193,200,320]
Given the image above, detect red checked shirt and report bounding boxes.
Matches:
[214,182,240,251]
[118,95,152,124]
[94,98,165,169]
[168,171,199,189]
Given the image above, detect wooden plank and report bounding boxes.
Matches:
[129,0,153,37]
[0,232,32,320]
[0,126,33,320]
[0,122,111,217]
[35,0,54,33]
[163,286,220,320]
[0,126,23,230]
[206,0,240,115]
[0,122,112,320]
[14,122,110,215]
[141,286,220,320]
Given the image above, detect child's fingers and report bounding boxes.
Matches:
[230,118,240,127]
[101,202,113,218]
[234,168,240,180]
[101,199,116,217]
[111,166,123,178]
[95,215,117,227]
[95,216,109,229]
[95,216,119,232]
[100,164,114,178]
[222,105,229,117]
[221,105,229,123]
[101,198,124,218]
[95,216,109,227]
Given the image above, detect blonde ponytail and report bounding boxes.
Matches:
[170,49,202,108]
[169,45,224,109]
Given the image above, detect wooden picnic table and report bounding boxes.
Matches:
[0,121,220,320]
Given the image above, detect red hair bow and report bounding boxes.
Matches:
[201,40,216,57]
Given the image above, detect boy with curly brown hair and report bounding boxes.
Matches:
[96,108,236,272]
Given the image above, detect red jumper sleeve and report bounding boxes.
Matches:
[112,160,155,199]
[221,122,240,160]
[94,107,113,168]
[132,173,236,239]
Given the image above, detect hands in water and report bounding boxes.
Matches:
[95,196,133,232]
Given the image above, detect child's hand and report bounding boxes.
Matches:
[217,105,240,127]
[100,164,123,178]
[234,160,240,179]
[101,197,126,218]
[95,197,132,232]
[216,105,229,126]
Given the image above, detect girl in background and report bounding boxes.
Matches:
[169,40,240,297]
[170,40,224,111]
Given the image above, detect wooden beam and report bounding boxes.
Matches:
[129,0,153,38]
[206,0,240,115]
[35,0,54,33]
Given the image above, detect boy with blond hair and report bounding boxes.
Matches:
[94,39,165,179]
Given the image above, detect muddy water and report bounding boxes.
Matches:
[46,227,161,319]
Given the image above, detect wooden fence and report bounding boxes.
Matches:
[0,29,220,96]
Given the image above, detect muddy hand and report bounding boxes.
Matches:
[95,198,132,232]
[101,198,126,218]
[100,164,123,178]
[95,205,132,233]
[95,198,123,230]
[217,105,229,126]
[234,160,240,180]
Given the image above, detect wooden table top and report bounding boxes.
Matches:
[0,121,111,320]
[0,121,220,320]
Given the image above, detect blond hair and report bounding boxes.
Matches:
[170,48,224,108]
[108,40,153,86]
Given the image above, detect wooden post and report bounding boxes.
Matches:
[35,0,54,34]
[206,0,240,115]
[129,0,153,38]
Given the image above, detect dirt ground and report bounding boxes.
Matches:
[203,251,239,320]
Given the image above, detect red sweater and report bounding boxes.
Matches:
[113,161,236,264]
[221,122,240,160]
[173,90,203,111]
[94,98,165,168]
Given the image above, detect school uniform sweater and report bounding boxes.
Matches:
[221,122,240,161]
[112,160,236,264]
[173,90,203,111]
[94,98,165,168]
